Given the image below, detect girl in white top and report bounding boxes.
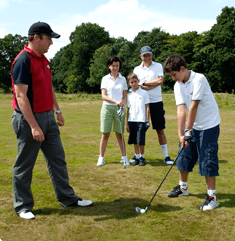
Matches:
[97,56,129,166]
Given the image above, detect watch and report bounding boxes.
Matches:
[55,110,62,114]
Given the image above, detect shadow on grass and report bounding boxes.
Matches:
[33,197,182,221]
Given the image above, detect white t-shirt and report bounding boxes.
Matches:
[174,70,221,130]
[100,73,128,106]
[133,61,163,103]
[127,87,150,122]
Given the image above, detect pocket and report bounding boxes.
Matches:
[12,114,20,135]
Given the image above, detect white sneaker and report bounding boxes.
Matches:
[199,195,219,211]
[97,156,105,166]
[19,211,35,220]
[77,198,93,207]
[121,156,130,165]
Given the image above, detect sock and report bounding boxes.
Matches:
[140,154,145,158]
[208,189,216,199]
[161,144,169,159]
[179,181,188,190]
[136,154,140,159]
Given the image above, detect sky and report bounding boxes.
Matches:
[0,0,234,59]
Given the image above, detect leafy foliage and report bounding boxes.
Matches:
[1,7,235,93]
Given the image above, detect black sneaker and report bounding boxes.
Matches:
[139,157,146,166]
[164,156,174,165]
[199,195,219,211]
[132,158,139,166]
[168,185,189,197]
[129,155,138,164]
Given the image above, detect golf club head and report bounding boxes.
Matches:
[135,207,147,214]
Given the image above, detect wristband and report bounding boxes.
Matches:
[56,110,62,114]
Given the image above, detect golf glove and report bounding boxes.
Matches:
[117,107,125,117]
[144,122,150,131]
[184,129,192,142]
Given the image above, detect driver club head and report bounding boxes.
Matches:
[135,207,147,214]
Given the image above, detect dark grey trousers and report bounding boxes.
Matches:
[12,110,79,214]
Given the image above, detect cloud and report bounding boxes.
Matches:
[0,0,8,9]
[47,0,216,59]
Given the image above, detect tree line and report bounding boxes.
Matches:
[0,6,235,93]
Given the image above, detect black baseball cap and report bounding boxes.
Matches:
[140,46,153,56]
[28,22,60,38]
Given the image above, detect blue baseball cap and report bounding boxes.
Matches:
[140,46,153,55]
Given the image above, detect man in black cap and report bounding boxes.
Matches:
[133,46,173,165]
[11,22,92,220]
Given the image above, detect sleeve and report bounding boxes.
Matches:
[156,63,164,77]
[123,77,128,90]
[192,76,207,101]
[100,76,107,90]
[127,94,130,108]
[174,82,185,106]
[144,91,150,105]
[12,52,31,85]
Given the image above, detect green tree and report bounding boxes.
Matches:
[0,34,27,92]
[87,45,112,88]
[194,7,235,92]
[66,23,111,93]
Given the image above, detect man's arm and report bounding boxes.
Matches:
[143,76,164,87]
[15,84,45,142]
[146,104,150,122]
[52,89,65,126]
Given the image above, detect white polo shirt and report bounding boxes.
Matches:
[133,61,164,103]
[174,70,221,130]
[101,73,128,106]
[127,87,150,122]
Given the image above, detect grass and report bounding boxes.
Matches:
[0,93,235,241]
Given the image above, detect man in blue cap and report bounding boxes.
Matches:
[133,46,172,165]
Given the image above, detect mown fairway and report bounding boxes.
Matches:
[0,93,235,241]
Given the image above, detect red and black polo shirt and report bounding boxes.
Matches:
[11,45,53,113]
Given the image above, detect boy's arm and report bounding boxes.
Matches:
[177,104,187,148]
[185,100,200,130]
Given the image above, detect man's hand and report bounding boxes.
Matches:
[56,113,65,126]
[184,129,192,142]
[32,126,45,142]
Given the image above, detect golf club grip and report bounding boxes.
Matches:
[146,147,183,208]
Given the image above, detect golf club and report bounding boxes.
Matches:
[135,147,183,214]
[117,106,127,169]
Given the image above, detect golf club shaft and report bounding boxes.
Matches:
[145,147,183,209]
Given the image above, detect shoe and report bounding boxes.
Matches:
[77,198,93,207]
[168,185,189,197]
[121,156,130,165]
[164,156,174,165]
[97,156,105,166]
[199,195,219,211]
[132,159,139,166]
[129,155,138,164]
[19,211,35,220]
[139,156,146,166]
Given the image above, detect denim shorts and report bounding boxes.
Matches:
[128,122,146,146]
[176,125,220,177]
